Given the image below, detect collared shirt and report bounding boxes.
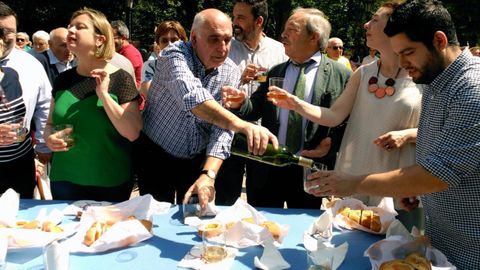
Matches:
[417,49,480,269]
[277,52,322,152]
[47,49,75,74]
[143,42,241,160]
[0,48,51,154]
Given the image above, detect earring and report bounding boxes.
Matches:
[94,46,102,58]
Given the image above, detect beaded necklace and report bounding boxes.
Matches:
[368,61,401,98]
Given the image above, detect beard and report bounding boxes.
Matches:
[413,49,444,84]
[233,25,245,41]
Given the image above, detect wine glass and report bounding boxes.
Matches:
[303,162,328,192]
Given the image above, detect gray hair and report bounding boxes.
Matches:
[32,30,49,41]
[292,7,331,51]
[111,20,130,39]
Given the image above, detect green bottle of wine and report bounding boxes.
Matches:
[230,133,314,168]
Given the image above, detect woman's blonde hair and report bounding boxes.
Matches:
[71,7,115,60]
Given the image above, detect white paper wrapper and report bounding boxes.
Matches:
[0,189,19,228]
[365,220,456,270]
[328,197,397,234]
[184,202,221,226]
[303,209,348,270]
[63,194,169,253]
[254,238,291,270]
[178,244,238,270]
[201,198,289,248]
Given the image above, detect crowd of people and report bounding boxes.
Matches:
[0,0,479,268]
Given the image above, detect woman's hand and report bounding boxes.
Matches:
[91,69,110,97]
[0,123,17,145]
[374,129,417,151]
[267,86,299,111]
[45,128,70,152]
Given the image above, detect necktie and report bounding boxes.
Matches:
[286,62,309,153]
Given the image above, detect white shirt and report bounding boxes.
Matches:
[1,48,52,153]
[277,52,322,152]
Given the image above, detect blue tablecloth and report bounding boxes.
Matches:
[5,200,383,270]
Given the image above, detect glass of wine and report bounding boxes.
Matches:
[202,223,227,263]
[53,124,75,149]
[303,162,328,192]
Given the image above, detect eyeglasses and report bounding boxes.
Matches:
[16,38,25,43]
[329,46,343,50]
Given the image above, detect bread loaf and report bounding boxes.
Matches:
[339,207,381,232]
[379,253,432,270]
[83,221,111,246]
[198,222,223,238]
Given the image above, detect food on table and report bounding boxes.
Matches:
[83,216,152,246]
[198,221,223,238]
[19,220,39,229]
[379,252,432,270]
[41,221,64,233]
[339,207,381,232]
[260,221,281,240]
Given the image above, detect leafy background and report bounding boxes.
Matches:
[4,0,479,59]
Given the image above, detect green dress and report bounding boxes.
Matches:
[50,67,139,187]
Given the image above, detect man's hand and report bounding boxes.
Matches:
[241,64,267,84]
[36,152,52,164]
[304,170,360,197]
[183,175,215,209]
[239,123,278,155]
[301,137,331,158]
[221,85,246,109]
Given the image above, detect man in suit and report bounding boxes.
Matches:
[223,7,351,208]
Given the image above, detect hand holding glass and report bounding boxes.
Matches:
[10,117,28,143]
[223,85,246,106]
[268,77,288,101]
[304,162,328,192]
[53,124,75,148]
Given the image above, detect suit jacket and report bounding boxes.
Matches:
[236,54,351,187]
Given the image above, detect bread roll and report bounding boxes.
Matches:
[83,221,108,246]
[22,220,39,229]
[404,252,432,270]
[339,207,382,232]
[261,221,281,240]
[379,260,416,270]
[41,221,64,233]
[198,222,222,238]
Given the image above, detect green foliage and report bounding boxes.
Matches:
[3,0,479,55]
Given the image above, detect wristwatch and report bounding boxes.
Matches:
[200,169,216,180]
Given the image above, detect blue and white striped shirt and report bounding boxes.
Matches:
[143,42,241,159]
[417,49,480,269]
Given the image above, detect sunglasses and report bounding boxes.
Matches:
[330,46,343,50]
[16,38,25,42]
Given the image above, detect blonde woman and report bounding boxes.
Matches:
[44,8,142,201]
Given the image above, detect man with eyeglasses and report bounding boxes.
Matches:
[111,20,143,88]
[0,1,52,198]
[325,37,352,71]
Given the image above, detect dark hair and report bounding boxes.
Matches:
[384,0,459,50]
[235,0,268,26]
[0,1,17,22]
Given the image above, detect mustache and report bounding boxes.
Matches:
[233,25,243,32]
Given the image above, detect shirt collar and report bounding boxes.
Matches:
[47,49,61,65]
[429,48,471,92]
[290,51,322,66]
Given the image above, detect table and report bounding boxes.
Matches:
[5,200,383,270]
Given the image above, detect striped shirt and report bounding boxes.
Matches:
[0,67,31,162]
[143,42,241,159]
[417,49,480,269]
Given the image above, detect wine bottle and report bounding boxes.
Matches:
[230,133,314,168]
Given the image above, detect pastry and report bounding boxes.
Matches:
[83,221,109,246]
[404,252,432,270]
[261,221,281,240]
[42,221,64,233]
[339,207,382,232]
[22,220,39,229]
[379,260,416,270]
[198,222,223,238]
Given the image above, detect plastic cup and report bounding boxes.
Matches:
[43,241,69,270]
[202,223,227,263]
[9,117,28,143]
[303,162,328,193]
[269,77,284,88]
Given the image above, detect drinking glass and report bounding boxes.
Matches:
[182,194,201,224]
[202,223,227,263]
[53,124,75,148]
[10,117,28,143]
[43,241,69,270]
[224,84,246,104]
[303,162,328,192]
[268,77,288,101]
